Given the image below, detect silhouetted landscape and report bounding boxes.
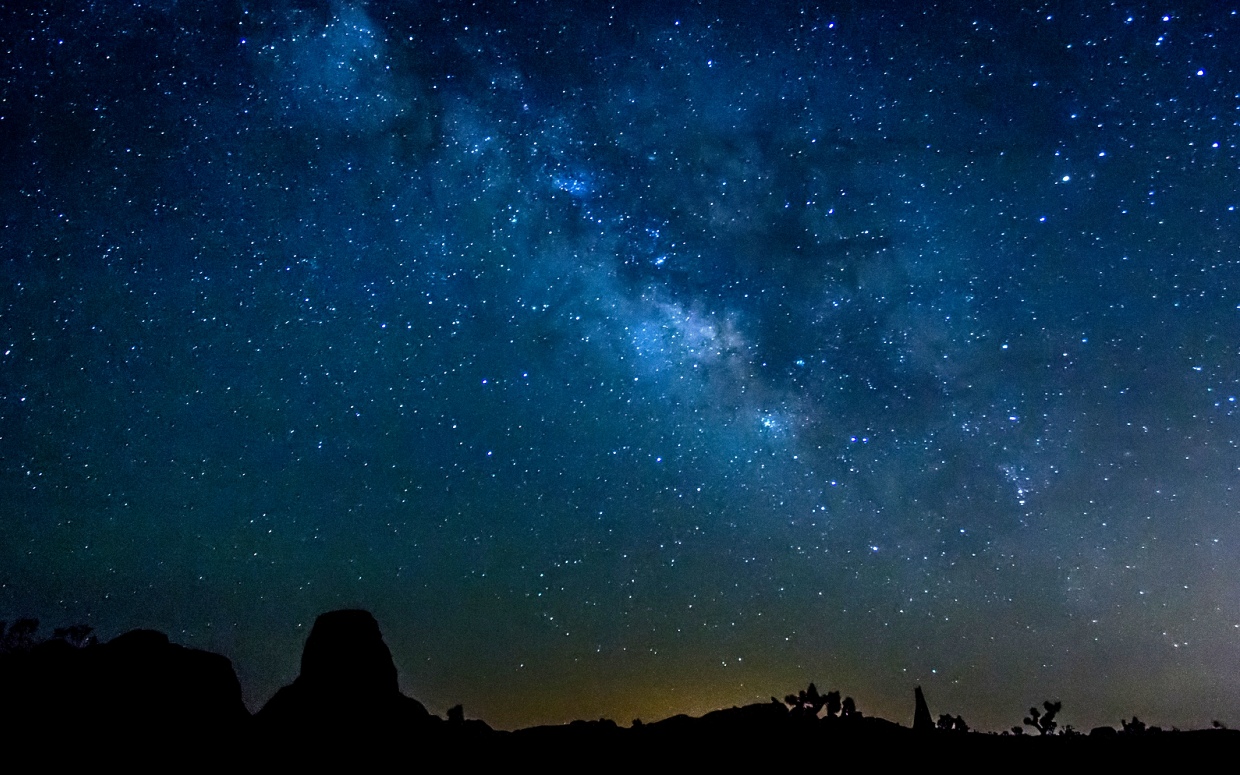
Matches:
[2,610,1234,764]
[6,4,1240,766]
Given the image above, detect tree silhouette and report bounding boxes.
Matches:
[0,618,39,654]
[1024,700,1062,735]
[1,619,96,654]
[1121,716,1146,735]
[841,696,859,718]
[52,624,96,648]
[824,690,841,718]
[784,683,828,718]
[783,684,853,720]
[937,714,969,732]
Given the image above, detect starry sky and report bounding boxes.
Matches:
[2,0,1239,732]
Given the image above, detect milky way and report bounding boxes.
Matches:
[2,1,1239,731]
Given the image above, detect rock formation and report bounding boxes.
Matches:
[0,626,248,752]
[914,685,934,732]
[256,609,436,740]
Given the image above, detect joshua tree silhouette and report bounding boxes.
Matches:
[785,683,846,719]
[1024,700,1062,735]
[783,684,846,719]
[784,683,826,718]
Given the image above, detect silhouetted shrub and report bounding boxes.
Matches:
[1122,716,1146,735]
[937,714,969,732]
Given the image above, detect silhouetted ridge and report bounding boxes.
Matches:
[5,608,1240,765]
[0,624,247,753]
[93,629,247,727]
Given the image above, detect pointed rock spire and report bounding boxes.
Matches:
[913,685,934,732]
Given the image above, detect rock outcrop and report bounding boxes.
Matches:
[0,627,248,751]
[256,609,436,741]
[914,685,934,732]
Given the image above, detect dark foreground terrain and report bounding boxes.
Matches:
[1,610,1233,766]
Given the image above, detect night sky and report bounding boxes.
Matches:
[3,0,1239,732]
